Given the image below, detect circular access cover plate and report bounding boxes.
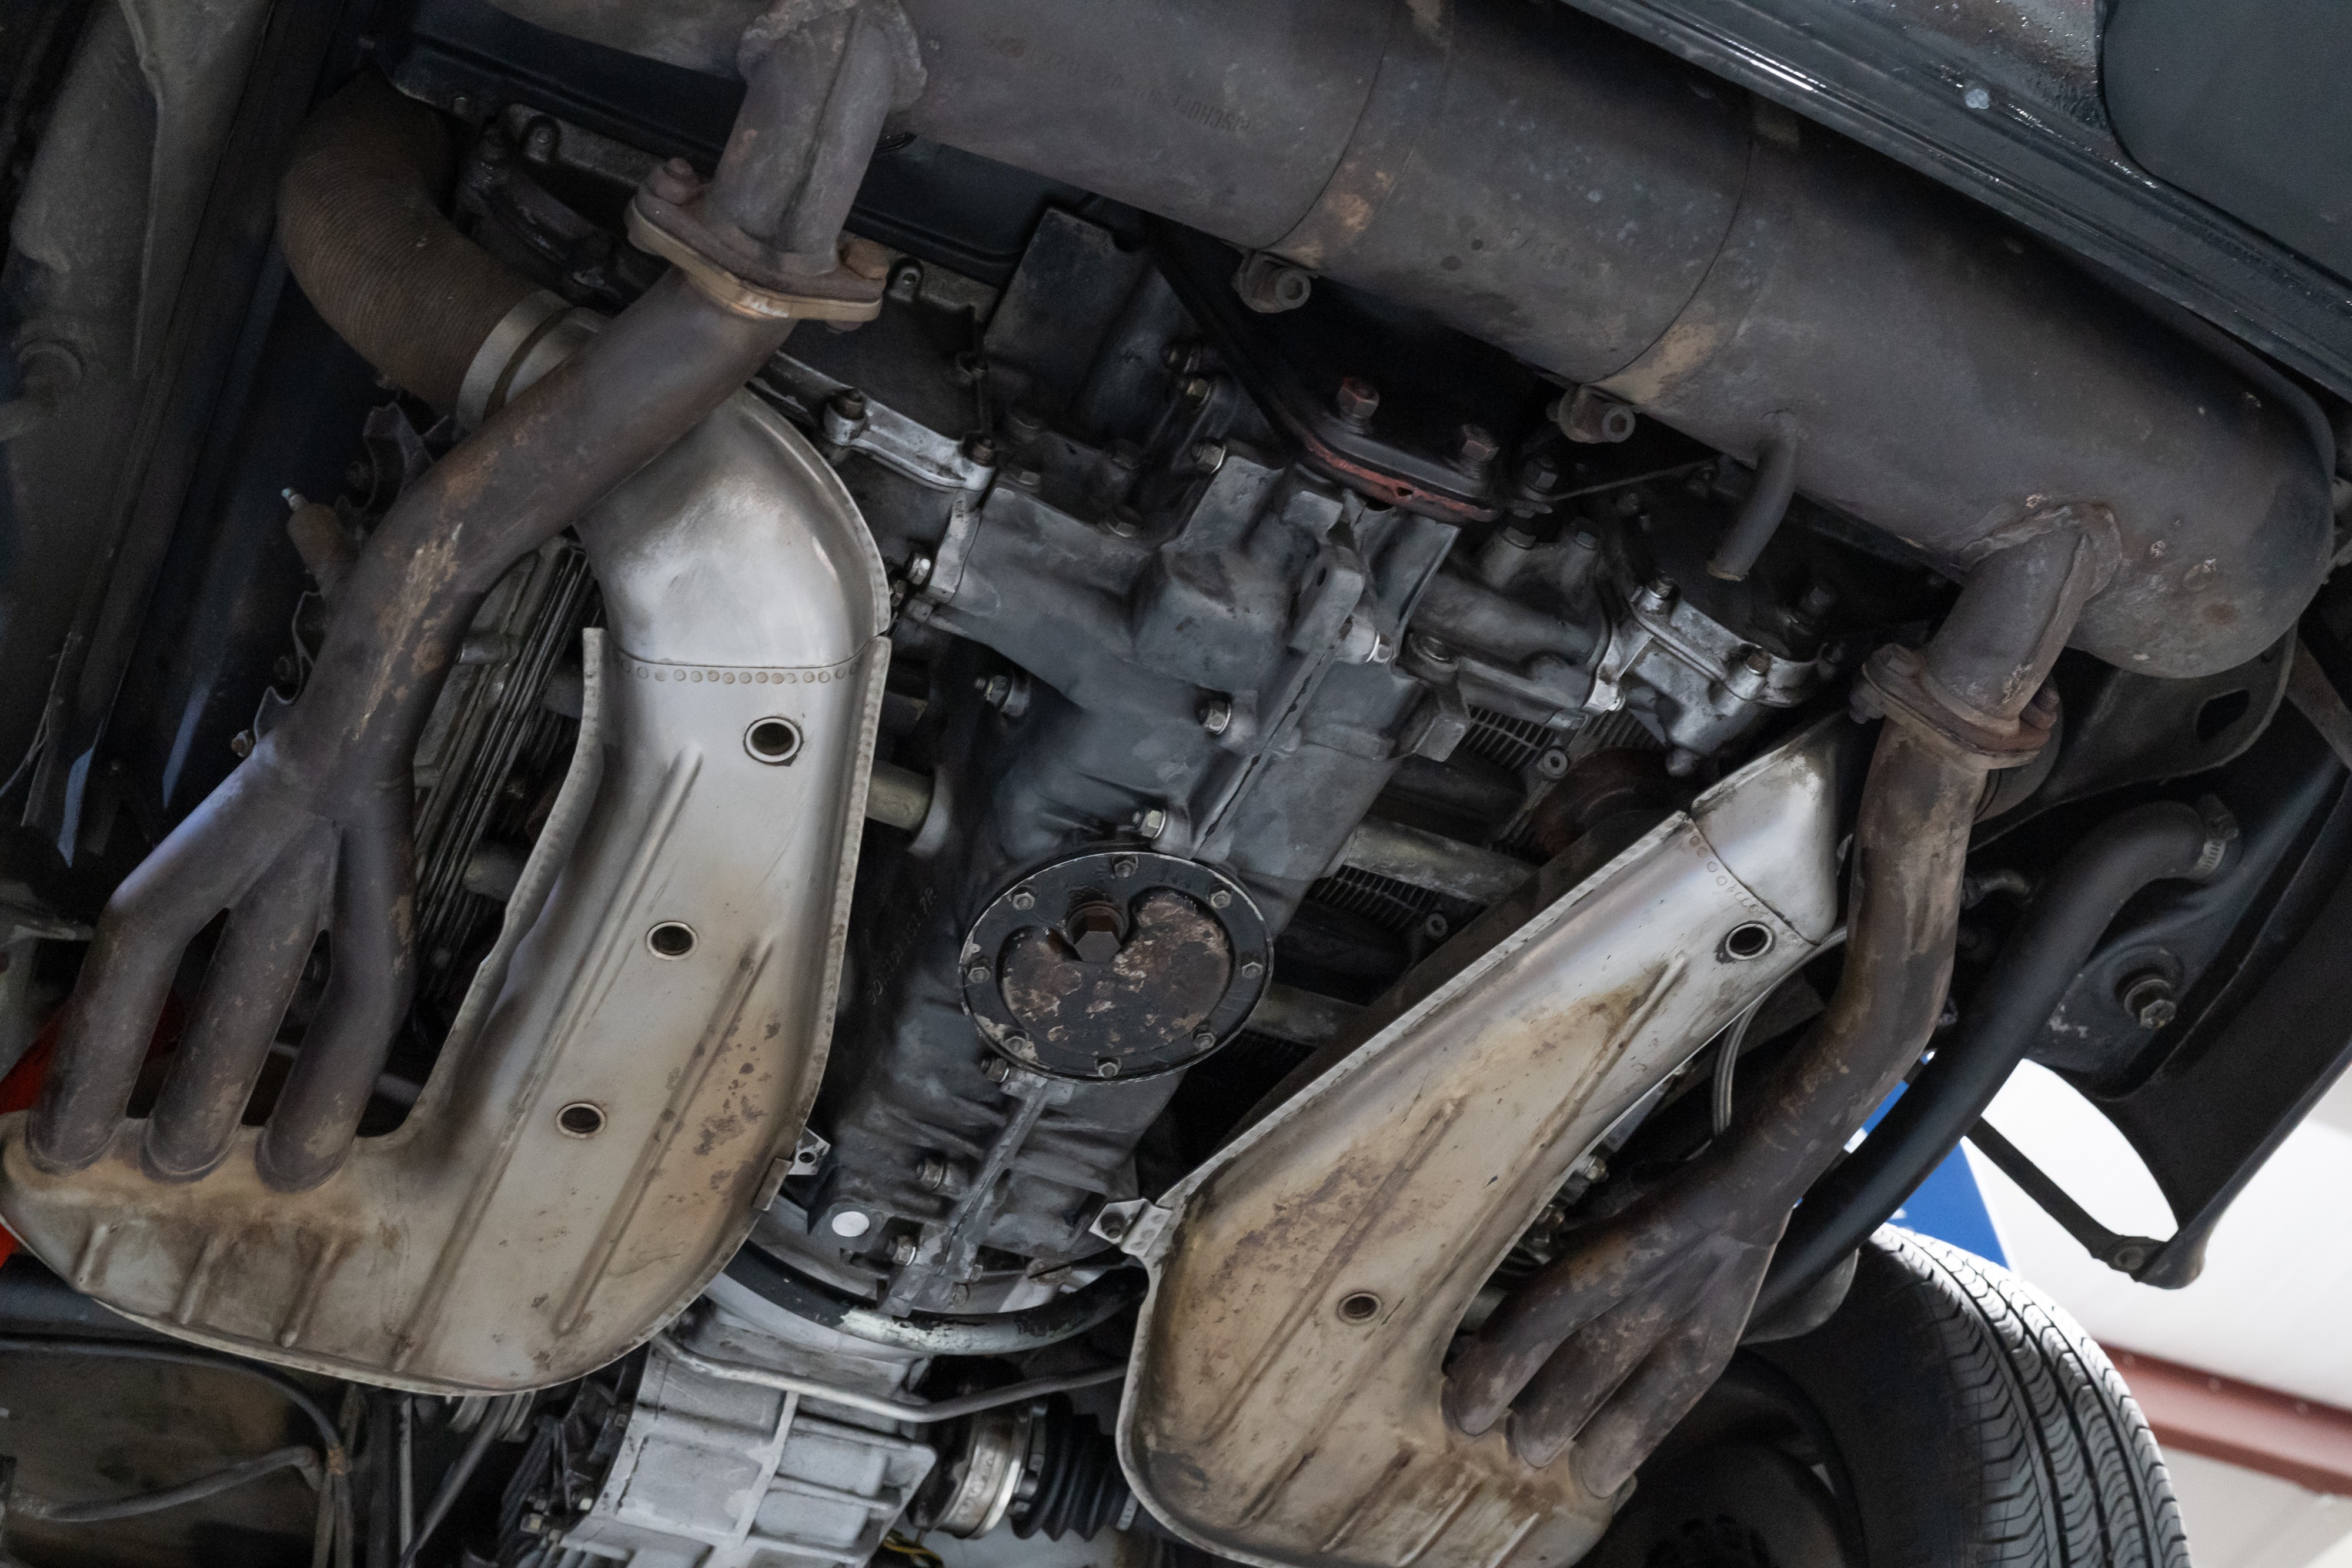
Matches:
[958,848,1270,1081]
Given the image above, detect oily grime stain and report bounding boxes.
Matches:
[1000,889,1231,1062]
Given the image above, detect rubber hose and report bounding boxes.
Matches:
[24,1446,321,1524]
[1757,797,2234,1316]
[277,73,534,412]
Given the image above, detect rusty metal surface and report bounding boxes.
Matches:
[1106,720,1851,1568]
[961,850,1269,1081]
[0,393,890,1392]
[1440,540,2084,1495]
[1000,891,1234,1066]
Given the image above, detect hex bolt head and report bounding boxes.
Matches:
[647,156,703,203]
[1192,1029,1218,1051]
[1199,696,1234,735]
[1191,440,1227,474]
[1334,376,1380,430]
[1558,386,1638,444]
[888,1235,920,1266]
[916,1155,951,1191]
[905,553,934,587]
[1535,747,1571,780]
[523,118,559,159]
[1111,855,1140,878]
[1635,577,1678,614]
[2120,971,2179,1031]
[1131,808,1166,840]
[1742,647,1775,677]
[1067,901,1124,964]
[1240,958,1265,979]
[1454,424,1501,474]
[961,432,998,467]
[1209,889,1232,910]
[830,388,868,421]
[1096,1057,1121,1079]
[966,963,991,985]
[1008,888,1036,911]
[1407,632,1456,668]
[981,1056,1012,1083]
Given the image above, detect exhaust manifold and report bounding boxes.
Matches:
[0,11,913,1389]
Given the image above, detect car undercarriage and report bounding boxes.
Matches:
[1,0,2349,1564]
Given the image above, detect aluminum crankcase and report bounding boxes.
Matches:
[1107,720,1851,1568]
[0,392,890,1391]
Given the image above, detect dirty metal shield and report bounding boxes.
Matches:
[1111,721,1848,1568]
[0,394,890,1392]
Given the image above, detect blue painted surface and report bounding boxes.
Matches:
[1857,1085,2007,1265]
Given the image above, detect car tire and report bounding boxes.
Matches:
[1592,1226,2189,1568]
[1760,1226,2190,1568]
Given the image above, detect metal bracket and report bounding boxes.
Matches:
[1091,1198,1178,1263]
[757,356,999,495]
[787,1127,831,1178]
[1966,1120,2167,1278]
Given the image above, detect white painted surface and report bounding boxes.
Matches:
[1970,1063,2352,1568]
[2167,1452,2352,1568]
[1971,1063,2352,1406]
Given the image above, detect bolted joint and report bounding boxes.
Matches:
[1334,376,1379,430]
[1555,385,1637,444]
[2117,971,2178,1031]
[1452,424,1502,477]
[1232,251,1315,313]
[1854,645,2058,767]
[626,4,926,323]
[1065,899,1126,964]
[646,156,705,206]
[1855,528,2104,765]
[822,387,870,443]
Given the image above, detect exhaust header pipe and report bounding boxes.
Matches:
[0,8,910,1388]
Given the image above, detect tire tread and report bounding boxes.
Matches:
[1756,1226,2189,1568]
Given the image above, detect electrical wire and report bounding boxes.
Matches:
[15,1445,320,1524]
[396,1410,501,1568]
[1709,997,1765,1136]
[0,1336,350,1564]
